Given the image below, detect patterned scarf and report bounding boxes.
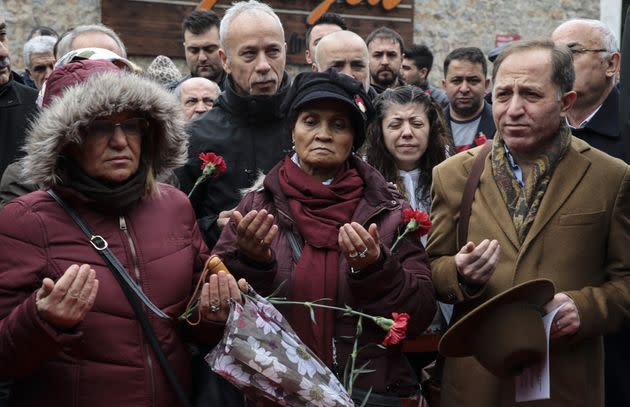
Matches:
[491,125,572,243]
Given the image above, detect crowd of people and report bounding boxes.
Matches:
[0,2,629,407]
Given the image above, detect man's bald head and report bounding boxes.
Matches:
[551,19,619,113]
[175,77,221,120]
[314,30,370,91]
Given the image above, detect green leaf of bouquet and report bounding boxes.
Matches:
[265,280,287,299]
[358,388,373,407]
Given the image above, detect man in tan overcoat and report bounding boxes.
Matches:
[427,40,630,406]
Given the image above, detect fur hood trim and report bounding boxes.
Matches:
[240,170,266,197]
[21,70,188,186]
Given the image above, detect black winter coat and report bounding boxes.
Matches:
[177,73,293,249]
[0,74,38,177]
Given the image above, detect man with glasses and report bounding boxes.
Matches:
[554,19,628,407]
[552,19,626,162]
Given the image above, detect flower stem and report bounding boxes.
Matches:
[267,299,378,322]
[187,177,206,198]
[347,315,362,397]
[389,229,410,253]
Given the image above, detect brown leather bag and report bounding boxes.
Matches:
[420,142,492,406]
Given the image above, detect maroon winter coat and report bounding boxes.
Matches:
[0,185,210,406]
[213,157,436,397]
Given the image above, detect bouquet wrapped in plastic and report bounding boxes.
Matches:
[206,290,355,407]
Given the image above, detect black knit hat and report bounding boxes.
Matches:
[282,69,374,150]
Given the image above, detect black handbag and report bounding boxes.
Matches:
[47,190,192,407]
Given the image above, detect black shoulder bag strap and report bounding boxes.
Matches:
[425,143,493,404]
[46,190,192,407]
[457,142,492,249]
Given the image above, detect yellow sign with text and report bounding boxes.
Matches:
[197,0,402,25]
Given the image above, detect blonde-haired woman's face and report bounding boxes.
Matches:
[69,110,144,184]
[382,102,429,171]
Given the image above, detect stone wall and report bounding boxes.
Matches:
[1,0,603,82]
[1,0,100,69]
[414,0,600,84]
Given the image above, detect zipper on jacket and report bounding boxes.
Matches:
[119,215,157,407]
[119,216,142,282]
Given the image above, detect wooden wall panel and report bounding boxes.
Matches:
[102,0,414,65]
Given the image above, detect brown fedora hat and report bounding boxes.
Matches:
[439,279,555,377]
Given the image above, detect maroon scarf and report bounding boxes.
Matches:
[277,157,364,366]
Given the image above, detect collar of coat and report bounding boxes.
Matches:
[577,86,620,140]
[217,71,291,120]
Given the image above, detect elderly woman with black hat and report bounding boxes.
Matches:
[212,70,436,405]
[0,60,242,406]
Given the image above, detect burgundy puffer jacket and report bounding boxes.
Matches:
[213,156,436,398]
[0,185,210,407]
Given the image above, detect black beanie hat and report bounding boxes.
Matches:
[282,69,374,150]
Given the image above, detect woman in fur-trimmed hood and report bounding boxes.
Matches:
[23,67,186,199]
[0,65,242,407]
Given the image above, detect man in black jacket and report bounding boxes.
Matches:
[177,0,293,249]
[0,13,38,179]
[552,19,626,162]
[0,15,38,406]
[553,19,629,407]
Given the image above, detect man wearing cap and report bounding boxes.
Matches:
[0,13,38,180]
[428,40,630,406]
[177,0,293,251]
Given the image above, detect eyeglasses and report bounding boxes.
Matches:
[87,117,149,139]
[568,47,610,55]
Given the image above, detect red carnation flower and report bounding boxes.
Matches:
[381,312,410,346]
[392,209,432,251]
[188,151,227,198]
[474,132,488,146]
[199,152,227,176]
